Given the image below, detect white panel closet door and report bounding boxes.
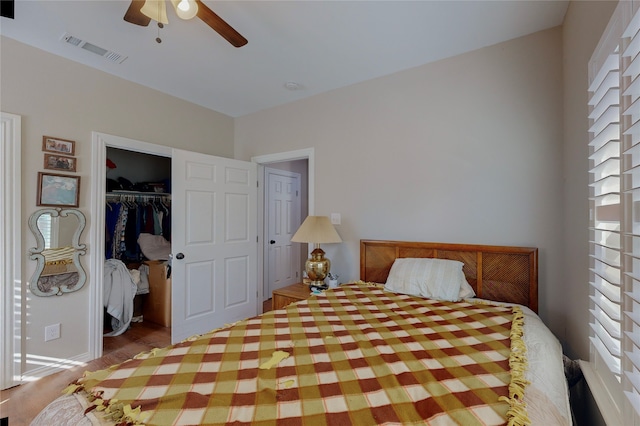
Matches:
[171,149,257,343]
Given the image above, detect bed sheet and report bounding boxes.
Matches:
[32,287,571,426]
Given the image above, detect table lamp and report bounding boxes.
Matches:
[291,216,342,287]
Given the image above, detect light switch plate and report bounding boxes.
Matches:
[331,213,341,225]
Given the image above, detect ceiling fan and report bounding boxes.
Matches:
[124,0,247,48]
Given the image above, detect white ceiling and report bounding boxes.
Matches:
[1,0,569,117]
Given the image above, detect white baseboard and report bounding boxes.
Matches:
[20,351,93,383]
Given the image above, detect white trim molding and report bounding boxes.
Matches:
[89,132,171,360]
[251,148,315,311]
[580,360,623,426]
[1,112,22,390]
[252,148,315,214]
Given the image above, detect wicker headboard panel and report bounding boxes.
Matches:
[359,240,539,312]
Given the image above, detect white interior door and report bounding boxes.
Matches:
[266,168,301,296]
[171,149,257,343]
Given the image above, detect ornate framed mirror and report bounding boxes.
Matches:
[28,208,87,296]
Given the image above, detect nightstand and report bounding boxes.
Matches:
[272,283,312,310]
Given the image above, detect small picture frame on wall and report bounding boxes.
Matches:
[37,172,81,207]
[44,154,76,172]
[42,136,75,155]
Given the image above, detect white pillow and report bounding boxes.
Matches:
[384,258,471,302]
[458,278,476,299]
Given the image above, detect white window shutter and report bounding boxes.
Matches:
[589,48,622,379]
[621,6,640,416]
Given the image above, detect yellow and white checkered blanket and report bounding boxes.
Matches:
[70,283,528,425]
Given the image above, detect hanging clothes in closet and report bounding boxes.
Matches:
[105,192,171,262]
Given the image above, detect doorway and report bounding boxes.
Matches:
[265,167,302,296]
[89,133,172,359]
[104,146,172,338]
[253,148,314,308]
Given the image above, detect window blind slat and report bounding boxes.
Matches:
[625,117,640,143]
[625,280,640,303]
[590,123,620,150]
[625,312,640,338]
[592,87,621,119]
[590,123,620,151]
[625,344,640,372]
[591,175,620,197]
[590,320,622,355]
[624,54,640,90]
[589,105,620,135]
[623,74,640,102]
[589,56,619,95]
[590,292,622,322]
[591,140,621,162]
[593,229,621,249]
[590,158,620,182]
[592,273,621,300]
[591,243,622,267]
[593,258,621,283]
[622,32,640,60]
[592,309,622,341]
[622,88,640,122]
[590,335,621,374]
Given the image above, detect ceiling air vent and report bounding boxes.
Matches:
[60,33,127,64]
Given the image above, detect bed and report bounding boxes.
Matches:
[32,240,571,426]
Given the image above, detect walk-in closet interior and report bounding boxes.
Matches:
[103,147,172,337]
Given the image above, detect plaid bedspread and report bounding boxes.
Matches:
[71,283,528,425]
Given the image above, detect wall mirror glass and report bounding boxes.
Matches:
[28,208,87,296]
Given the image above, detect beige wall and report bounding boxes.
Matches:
[236,27,566,335]
[1,36,235,376]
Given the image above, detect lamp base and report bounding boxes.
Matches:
[304,247,331,287]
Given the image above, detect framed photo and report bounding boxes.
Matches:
[44,154,76,172]
[42,136,75,155]
[37,172,81,207]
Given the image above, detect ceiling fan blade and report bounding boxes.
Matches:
[124,0,151,26]
[1,0,15,19]
[196,0,247,48]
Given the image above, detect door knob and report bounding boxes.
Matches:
[270,240,276,244]
[175,253,185,259]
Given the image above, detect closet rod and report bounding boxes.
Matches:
[106,191,171,203]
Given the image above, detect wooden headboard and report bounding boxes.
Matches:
[360,240,538,312]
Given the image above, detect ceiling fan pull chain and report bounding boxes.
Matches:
[156,22,163,44]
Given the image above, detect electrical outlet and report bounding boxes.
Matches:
[44,323,60,341]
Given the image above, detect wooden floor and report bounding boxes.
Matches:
[0,299,273,425]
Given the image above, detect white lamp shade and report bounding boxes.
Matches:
[291,216,342,244]
[141,0,169,24]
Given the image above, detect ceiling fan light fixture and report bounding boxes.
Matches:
[141,0,169,24]
[171,0,198,20]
